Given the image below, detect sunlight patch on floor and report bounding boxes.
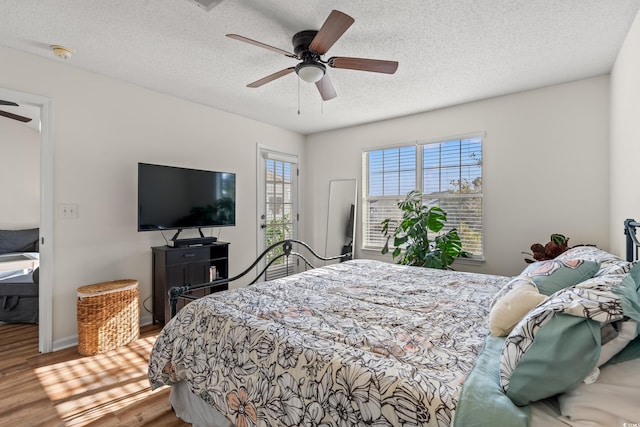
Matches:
[33,336,158,426]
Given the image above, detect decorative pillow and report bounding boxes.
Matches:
[521,258,600,296]
[0,228,39,255]
[555,245,633,277]
[606,265,640,364]
[489,258,599,308]
[490,277,522,309]
[489,277,548,337]
[500,274,630,406]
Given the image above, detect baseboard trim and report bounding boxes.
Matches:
[52,335,78,352]
[52,314,156,352]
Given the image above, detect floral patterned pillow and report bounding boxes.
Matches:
[499,273,632,406]
[555,245,633,277]
[490,258,599,308]
[522,258,600,296]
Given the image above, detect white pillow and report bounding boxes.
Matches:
[557,358,640,425]
[596,320,638,367]
[488,278,547,337]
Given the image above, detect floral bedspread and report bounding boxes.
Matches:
[148,259,508,427]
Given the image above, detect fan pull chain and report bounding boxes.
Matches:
[297,78,301,115]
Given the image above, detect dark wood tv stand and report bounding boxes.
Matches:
[151,242,229,325]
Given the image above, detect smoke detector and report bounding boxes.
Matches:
[186,0,223,12]
[50,45,74,59]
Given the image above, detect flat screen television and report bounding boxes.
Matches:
[137,163,236,234]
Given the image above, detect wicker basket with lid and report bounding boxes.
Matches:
[77,279,139,356]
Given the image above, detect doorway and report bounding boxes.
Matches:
[256,146,299,281]
[0,87,53,353]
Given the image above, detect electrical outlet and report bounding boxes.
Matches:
[58,203,78,219]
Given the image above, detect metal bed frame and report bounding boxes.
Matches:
[624,218,640,262]
[168,239,350,319]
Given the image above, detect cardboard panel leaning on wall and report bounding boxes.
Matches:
[305,76,610,277]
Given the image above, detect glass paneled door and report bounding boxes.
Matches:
[257,148,298,281]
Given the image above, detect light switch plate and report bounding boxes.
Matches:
[58,203,78,219]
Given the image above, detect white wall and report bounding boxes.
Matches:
[610,9,640,255]
[0,119,40,228]
[305,76,611,277]
[0,46,306,347]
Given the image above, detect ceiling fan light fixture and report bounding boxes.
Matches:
[50,45,74,59]
[295,62,326,83]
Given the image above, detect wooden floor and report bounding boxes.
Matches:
[0,323,190,427]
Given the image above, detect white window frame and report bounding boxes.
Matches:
[362,133,484,260]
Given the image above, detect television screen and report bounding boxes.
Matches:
[138,163,236,231]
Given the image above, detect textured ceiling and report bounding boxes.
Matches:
[0,0,639,135]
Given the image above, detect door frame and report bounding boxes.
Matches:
[0,87,54,353]
[256,144,299,276]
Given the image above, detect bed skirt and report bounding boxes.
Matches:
[169,381,232,427]
[169,378,568,427]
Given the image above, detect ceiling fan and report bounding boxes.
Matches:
[0,99,32,123]
[227,10,398,101]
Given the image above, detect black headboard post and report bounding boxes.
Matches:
[624,218,640,262]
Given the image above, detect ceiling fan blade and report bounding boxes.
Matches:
[226,34,297,58]
[247,67,296,88]
[329,56,398,74]
[0,99,19,107]
[309,10,354,55]
[0,110,32,123]
[315,74,337,101]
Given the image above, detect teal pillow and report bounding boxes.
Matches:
[522,259,600,296]
[612,266,640,330]
[502,313,600,406]
[608,264,640,364]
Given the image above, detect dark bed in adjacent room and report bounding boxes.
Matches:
[0,228,39,323]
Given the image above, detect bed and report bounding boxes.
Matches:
[148,226,640,426]
[0,228,39,323]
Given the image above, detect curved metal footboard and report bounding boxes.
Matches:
[168,239,350,319]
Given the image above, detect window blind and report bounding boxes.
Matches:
[363,136,483,257]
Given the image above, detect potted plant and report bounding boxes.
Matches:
[523,233,570,263]
[381,190,469,269]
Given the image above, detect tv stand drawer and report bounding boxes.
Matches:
[165,247,209,265]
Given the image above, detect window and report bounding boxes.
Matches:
[363,135,483,258]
